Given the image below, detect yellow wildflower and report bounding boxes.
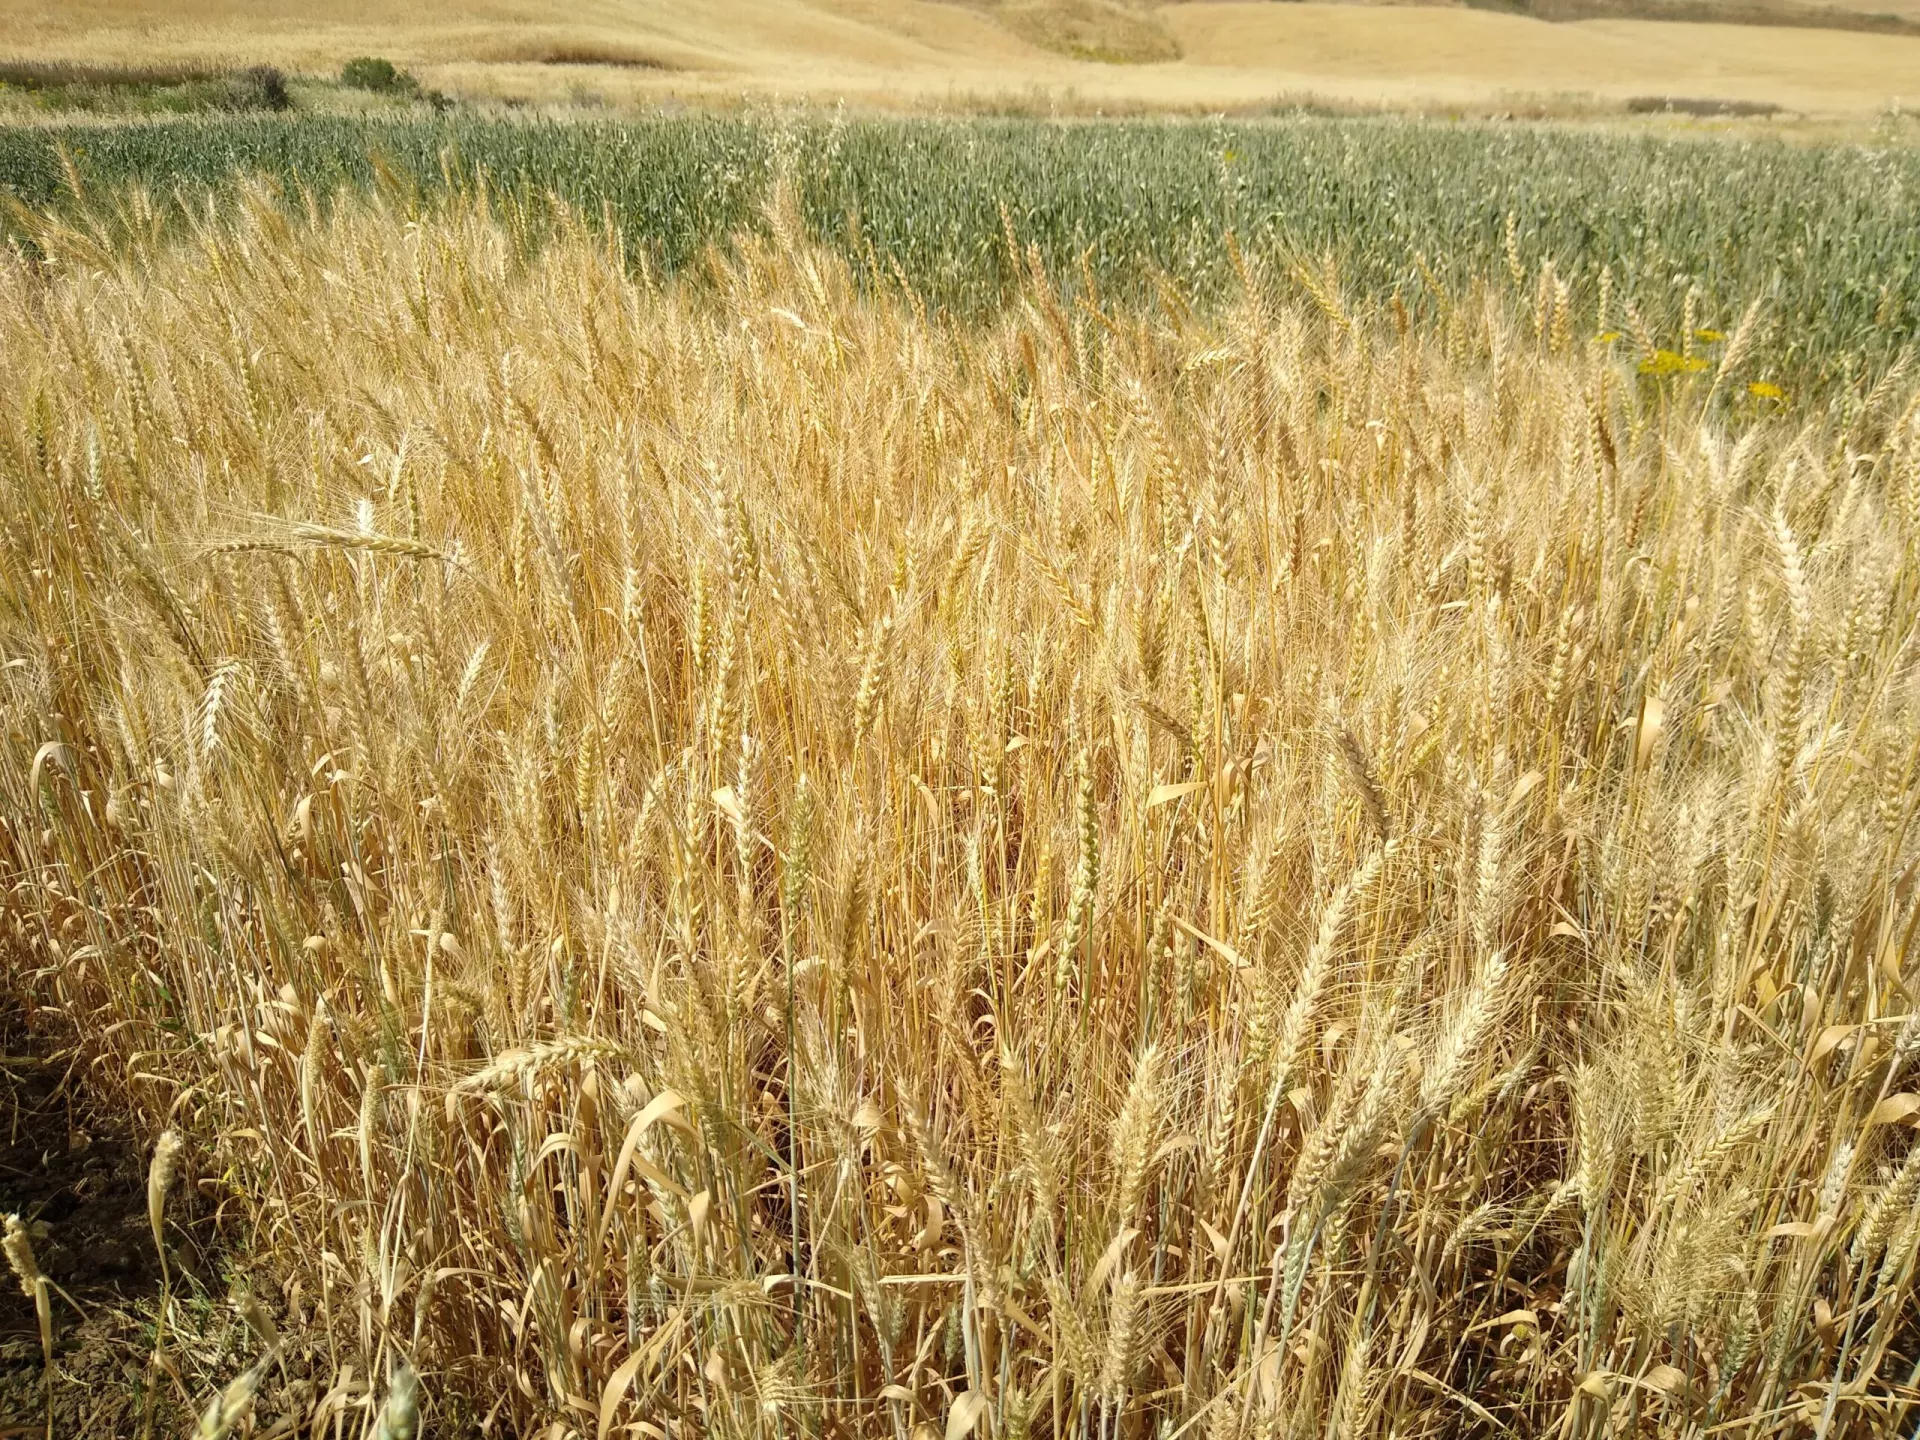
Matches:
[1639,349,1709,377]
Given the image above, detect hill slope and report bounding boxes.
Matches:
[2,0,1915,119]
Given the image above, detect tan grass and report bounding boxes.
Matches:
[1,181,1918,1437]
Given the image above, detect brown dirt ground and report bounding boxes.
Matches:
[0,1008,314,1439]
[0,1010,165,1436]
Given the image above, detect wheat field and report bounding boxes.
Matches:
[9,114,1919,388]
[2,177,1919,1437]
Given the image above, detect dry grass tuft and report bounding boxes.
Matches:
[991,0,1182,64]
[1,180,1918,1437]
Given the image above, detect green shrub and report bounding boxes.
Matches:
[0,61,291,114]
[340,57,416,96]
[219,66,292,112]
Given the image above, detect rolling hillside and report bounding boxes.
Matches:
[1,0,1915,121]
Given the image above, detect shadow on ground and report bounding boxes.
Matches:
[0,1006,213,1437]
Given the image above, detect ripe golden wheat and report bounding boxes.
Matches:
[2,181,1919,1437]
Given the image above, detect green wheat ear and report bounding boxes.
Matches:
[372,1362,421,1440]
[191,1356,271,1440]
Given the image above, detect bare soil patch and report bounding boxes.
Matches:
[0,1008,261,1438]
[0,1010,166,1435]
